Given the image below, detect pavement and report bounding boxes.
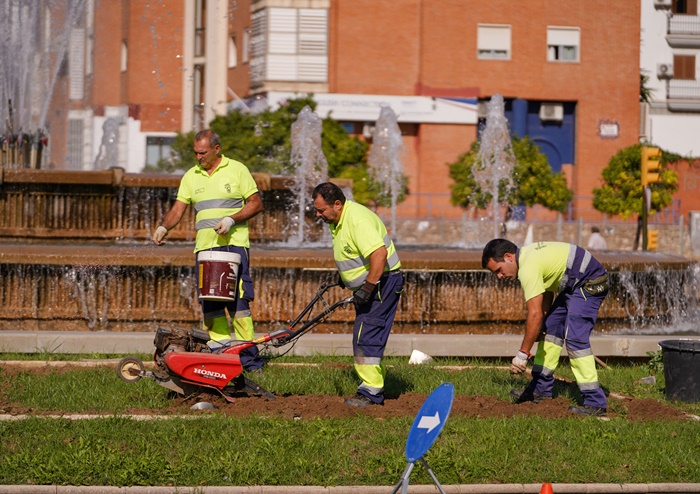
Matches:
[0,330,686,358]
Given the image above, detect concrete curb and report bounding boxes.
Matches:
[0,331,683,358]
[1,484,700,494]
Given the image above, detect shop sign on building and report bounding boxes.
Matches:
[267,92,478,124]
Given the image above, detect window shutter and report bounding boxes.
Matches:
[673,54,696,80]
[478,25,511,52]
[298,9,327,81]
[69,29,85,100]
[67,118,84,169]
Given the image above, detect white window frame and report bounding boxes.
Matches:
[145,135,176,167]
[120,41,128,72]
[228,36,238,68]
[477,24,511,60]
[243,29,250,64]
[547,26,580,62]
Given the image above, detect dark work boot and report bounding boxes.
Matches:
[568,405,607,417]
[344,393,382,408]
[510,388,552,404]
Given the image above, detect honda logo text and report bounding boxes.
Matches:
[193,367,227,380]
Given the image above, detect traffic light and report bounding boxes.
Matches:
[647,229,659,251]
[641,146,662,186]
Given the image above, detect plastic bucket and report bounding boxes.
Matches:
[658,339,700,402]
[197,250,241,302]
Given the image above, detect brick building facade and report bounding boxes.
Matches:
[40,0,690,222]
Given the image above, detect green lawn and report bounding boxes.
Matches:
[1,354,699,486]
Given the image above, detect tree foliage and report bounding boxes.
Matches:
[592,143,679,219]
[448,135,573,213]
[144,96,408,207]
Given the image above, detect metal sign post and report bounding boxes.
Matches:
[391,382,455,494]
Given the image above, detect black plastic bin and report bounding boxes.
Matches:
[659,339,700,402]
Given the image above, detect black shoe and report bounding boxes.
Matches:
[510,388,551,404]
[344,394,381,408]
[568,405,607,417]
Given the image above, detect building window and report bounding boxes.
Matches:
[146,136,175,166]
[547,27,580,62]
[120,41,128,72]
[477,24,511,60]
[339,122,355,134]
[228,36,238,68]
[194,0,206,57]
[673,54,696,79]
[243,29,250,63]
[69,29,85,100]
[673,0,698,14]
[67,118,84,169]
[251,7,328,83]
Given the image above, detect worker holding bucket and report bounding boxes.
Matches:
[152,129,265,372]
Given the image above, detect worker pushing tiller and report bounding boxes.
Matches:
[116,280,353,402]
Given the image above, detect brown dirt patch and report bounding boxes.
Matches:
[0,362,692,421]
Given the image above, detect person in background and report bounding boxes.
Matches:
[312,182,404,407]
[152,129,264,371]
[587,226,607,251]
[481,238,609,417]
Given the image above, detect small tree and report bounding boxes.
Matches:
[144,96,408,207]
[449,135,573,213]
[592,143,678,220]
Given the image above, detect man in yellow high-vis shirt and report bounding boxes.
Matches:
[312,182,404,407]
[153,129,264,371]
[482,238,609,417]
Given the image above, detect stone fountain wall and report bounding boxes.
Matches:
[0,170,696,335]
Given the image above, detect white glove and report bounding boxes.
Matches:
[214,216,235,235]
[510,350,530,375]
[153,225,168,245]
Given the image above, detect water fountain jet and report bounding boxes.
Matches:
[287,106,329,245]
[368,105,404,237]
[472,94,517,240]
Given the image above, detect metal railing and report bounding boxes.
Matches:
[668,13,700,35]
[667,79,700,100]
[390,193,681,224]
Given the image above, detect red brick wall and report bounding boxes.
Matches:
[92,1,123,106]
[330,0,421,95]
[94,1,185,131]
[669,160,700,219]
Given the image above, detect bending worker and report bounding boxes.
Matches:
[152,129,264,372]
[312,182,404,407]
[481,238,609,417]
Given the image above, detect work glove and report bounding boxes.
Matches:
[510,350,530,375]
[153,225,168,245]
[214,216,235,235]
[337,275,346,289]
[353,281,376,306]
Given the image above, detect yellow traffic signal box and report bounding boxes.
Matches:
[641,147,662,186]
[647,229,659,250]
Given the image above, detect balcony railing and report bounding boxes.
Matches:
[665,79,700,102]
[668,14,700,35]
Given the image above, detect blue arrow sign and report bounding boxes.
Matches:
[405,382,454,462]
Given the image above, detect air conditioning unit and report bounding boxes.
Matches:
[477,101,489,119]
[657,63,674,80]
[362,123,375,140]
[654,0,672,10]
[539,103,563,122]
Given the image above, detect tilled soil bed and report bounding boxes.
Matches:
[0,362,691,421]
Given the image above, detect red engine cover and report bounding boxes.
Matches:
[165,352,243,390]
